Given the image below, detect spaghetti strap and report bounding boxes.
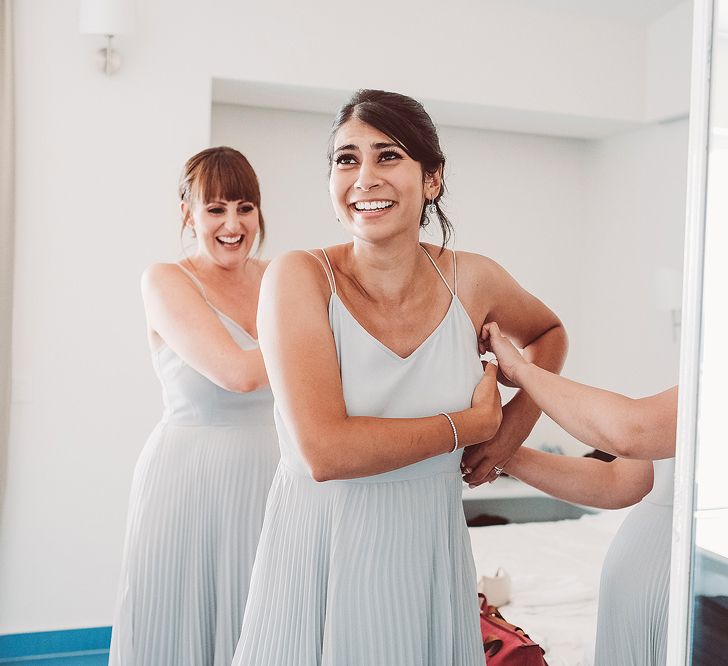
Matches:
[176,263,208,300]
[304,250,336,295]
[321,249,337,295]
[452,250,458,296]
[420,245,455,297]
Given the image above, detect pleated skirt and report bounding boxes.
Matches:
[109,422,279,666]
[232,464,484,666]
[594,500,672,666]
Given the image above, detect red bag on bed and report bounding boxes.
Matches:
[479,593,548,665]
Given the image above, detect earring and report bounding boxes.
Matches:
[426,199,438,225]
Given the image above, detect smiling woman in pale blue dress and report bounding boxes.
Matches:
[109,147,279,666]
[232,90,568,666]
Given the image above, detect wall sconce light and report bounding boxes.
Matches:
[655,267,683,343]
[79,0,134,76]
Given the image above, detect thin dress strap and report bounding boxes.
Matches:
[452,250,458,296]
[176,263,208,300]
[320,250,337,294]
[420,245,455,298]
[304,250,337,295]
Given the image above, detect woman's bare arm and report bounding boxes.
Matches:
[142,263,268,392]
[482,321,678,460]
[504,447,654,509]
[460,254,568,485]
[257,251,502,482]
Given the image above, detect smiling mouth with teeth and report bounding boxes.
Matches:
[217,234,243,246]
[352,200,394,211]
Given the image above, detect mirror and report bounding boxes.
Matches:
[687,0,728,662]
[0,1,702,665]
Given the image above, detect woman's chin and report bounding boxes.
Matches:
[199,245,251,267]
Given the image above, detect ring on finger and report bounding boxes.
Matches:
[493,465,504,476]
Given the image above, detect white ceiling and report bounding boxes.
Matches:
[211,0,694,140]
[212,79,645,140]
[512,0,687,24]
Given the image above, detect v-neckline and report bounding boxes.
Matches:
[175,263,259,343]
[209,304,258,343]
[332,293,456,362]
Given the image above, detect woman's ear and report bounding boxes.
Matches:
[180,201,191,227]
[180,201,196,237]
[424,166,443,200]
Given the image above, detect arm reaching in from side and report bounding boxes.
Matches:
[481,321,677,460]
[503,446,654,510]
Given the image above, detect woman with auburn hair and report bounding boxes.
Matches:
[232,90,567,665]
[109,147,279,666]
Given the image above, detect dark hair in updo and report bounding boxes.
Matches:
[327,89,453,250]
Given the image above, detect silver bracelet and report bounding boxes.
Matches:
[438,412,459,453]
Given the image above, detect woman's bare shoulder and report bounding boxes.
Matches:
[141,262,194,293]
[453,249,504,275]
[263,249,340,302]
[267,249,330,273]
[442,249,513,299]
[139,262,210,324]
[419,244,501,273]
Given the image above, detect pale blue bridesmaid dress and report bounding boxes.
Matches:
[109,265,280,666]
[594,457,675,665]
[232,247,486,666]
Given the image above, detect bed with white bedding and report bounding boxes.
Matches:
[468,509,629,666]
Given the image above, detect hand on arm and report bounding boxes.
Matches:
[257,252,503,482]
[481,322,677,460]
[142,263,268,393]
[460,256,568,486]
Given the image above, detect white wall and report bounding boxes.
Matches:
[2,0,691,633]
[574,120,688,397]
[645,1,695,121]
[202,0,649,124]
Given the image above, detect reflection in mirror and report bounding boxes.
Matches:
[1,1,700,664]
[690,0,728,662]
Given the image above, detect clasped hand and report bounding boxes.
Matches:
[461,322,532,486]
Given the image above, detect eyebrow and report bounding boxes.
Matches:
[333,141,401,153]
[205,199,249,205]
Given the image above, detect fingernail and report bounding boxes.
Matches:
[468,484,476,488]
